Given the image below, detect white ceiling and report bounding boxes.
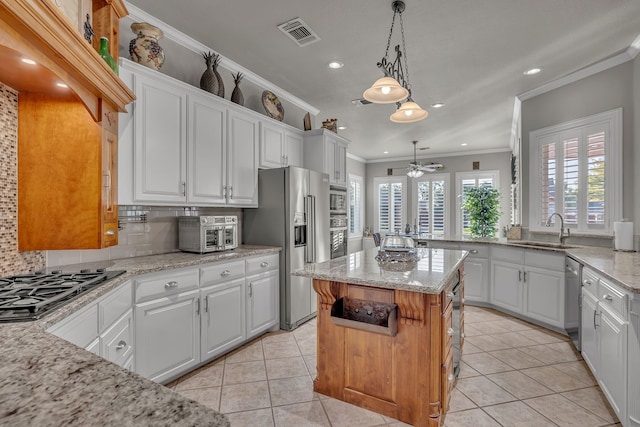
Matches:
[126,0,640,162]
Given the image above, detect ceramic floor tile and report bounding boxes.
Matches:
[488,348,546,369]
[454,376,517,407]
[272,401,330,427]
[461,341,484,354]
[269,375,317,406]
[482,401,557,426]
[226,408,275,427]
[321,397,386,427]
[265,356,309,380]
[382,414,413,426]
[465,334,513,351]
[225,340,264,364]
[486,370,555,399]
[518,328,568,344]
[524,394,610,426]
[220,380,271,413]
[522,343,580,365]
[296,335,317,355]
[561,387,618,424]
[492,331,542,348]
[462,352,514,375]
[263,338,302,359]
[457,361,482,379]
[521,365,591,392]
[442,408,501,427]
[262,331,297,344]
[303,354,317,377]
[223,360,267,384]
[447,388,477,412]
[175,363,224,390]
[462,323,486,337]
[468,320,511,334]
[552,360,597,386]
[176,386,221,412]
[489,317,538,331]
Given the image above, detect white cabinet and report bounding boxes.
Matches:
[628,297,640,427]
[581,286,599,373]
[259,122,304,169]
[303,129,349,187]
[460,245,490,303]
[247,270,279,339]
[227,109,259,206]
[598,305,627,419]
[100,309,134,368]
[491,260,523,312]
[285,130,303,167]
[524,265,564,326]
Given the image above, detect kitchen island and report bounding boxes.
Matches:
[293,247,467,427]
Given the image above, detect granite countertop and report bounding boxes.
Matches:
[293,247,467,294]
[0,245,281,427]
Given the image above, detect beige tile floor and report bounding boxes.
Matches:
[166,306,621,426]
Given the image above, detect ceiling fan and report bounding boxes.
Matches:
[406,141,443,177]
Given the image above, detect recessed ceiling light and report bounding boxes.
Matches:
[56,82,68,88]
[21,58,36,65]
[461,143,468,146]
[524,67,543,75]
[383,151,389,154]
[328,61,344,69]
[431,102,445,108]
[337,125,347,130]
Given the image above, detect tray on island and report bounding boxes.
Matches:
[330,297,398,336]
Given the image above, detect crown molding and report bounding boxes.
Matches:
[346,152,367,163]
[364,147,512,164]
[124,2,320,116]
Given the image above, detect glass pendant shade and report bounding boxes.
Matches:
[363,76,409,104]
[407,168,424,178]
[390,100,429,123]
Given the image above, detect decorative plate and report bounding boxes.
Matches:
[303,112,312,130]
[262,90,284,121]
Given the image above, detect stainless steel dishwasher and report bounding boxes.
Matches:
[565,257,582,350]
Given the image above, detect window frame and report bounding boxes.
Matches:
[411,173,450,236]
[529,108,622,236]
[373,176,407,234]
[455,170,500,236]
[348,174,364,238]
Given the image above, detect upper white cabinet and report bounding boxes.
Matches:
[259,122,304,169]
[118,59,258,207]
[285,131,303,167]
[303,129,349,187]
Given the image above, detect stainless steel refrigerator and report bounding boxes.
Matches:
[243,166,330,331]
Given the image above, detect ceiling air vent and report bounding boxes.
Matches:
[277,18,320,47]
[351,98,373,107]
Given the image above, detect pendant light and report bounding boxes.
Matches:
[363,1,428,123]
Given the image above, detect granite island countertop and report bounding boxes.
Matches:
[293,247,467,294]
[0,245,282,427]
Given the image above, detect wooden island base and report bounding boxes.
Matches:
[312,272,463,427]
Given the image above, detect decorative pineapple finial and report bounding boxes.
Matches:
[230,72,245,106]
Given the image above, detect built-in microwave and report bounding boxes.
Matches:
[178,216,238,253]
[330,185,347,214]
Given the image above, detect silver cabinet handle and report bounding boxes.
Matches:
[470,249,478,254]
[204,297,209,313]
[260,261,269,268]
[447,327,454,337]
[519,271,522,282]
[220,270,231,277]
[285,155,289,165]
[181,181,186,196]
[223,185,227,198]
[196,298,200,315]
[249,282,253,297]
[447,292,454,298]
[523,271,527,282]
[116,340,127,350]
[165,281,178,289]
[229,186,233,199]
[603,294,613,301]
[105,229,116,236]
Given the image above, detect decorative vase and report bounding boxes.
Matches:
[98,37,118,74]
[129,22,165,70]
[230,72,244,105]
[200,52,218,94]
[211,53,224,98]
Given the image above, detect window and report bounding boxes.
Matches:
[348,174,364,237]
[373,177,406,234]
[455,171,500,236]
[411,174,450,235]
[530,108,621,235]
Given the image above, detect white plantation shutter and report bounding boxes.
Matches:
[414,175,449,235]
[349,175,363,237]
[530,108,621,235]
[374,177,406,234]
[378,183,390,232]
[432,180,446,234]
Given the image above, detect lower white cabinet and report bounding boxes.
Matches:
[135,289,200,383]
[201,277,246,360]
[598,305,627,419]
[461,247,490,303]
[247,270,279,339]
[100,309,134,368]
[491,260,523,313]
[629,297,640,427]
[581,288,599,373]
[523,266,564,326]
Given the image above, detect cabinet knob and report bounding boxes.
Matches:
[165,281,178,289]
[220,270,231,277]
[584,279,592,286]
[447,292,454,298]
[115,340,127,350]
[260,261,269,268]
[447,327,454,337]
[229,186,234,199]
[448,374,454,382]
[470,249,478,254]
[105,229,116,236]
[603,294,613,301]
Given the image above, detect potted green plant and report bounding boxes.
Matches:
[461,186,501,238]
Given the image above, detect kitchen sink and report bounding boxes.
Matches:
[509,241,579,249]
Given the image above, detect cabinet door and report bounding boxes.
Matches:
[581,290,599,374]
[259,122,285,168]
[247,272,279,338]
[134,75,187,203]
[523,266,564,328]
[201,278,246,361]
[463,258,489,303]
[334,143,347,187]
[598,307,627,420]
[135,290,200,383]
[227,110,258,206]
[187,93,226,205]
[101,102,119,226]
[490,261,522,312]
[629,301,640,427]
[325,137,337,184]
[285,131,303,167]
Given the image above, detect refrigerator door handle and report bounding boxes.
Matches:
[305,195,316,263]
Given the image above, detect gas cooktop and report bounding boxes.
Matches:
[0,269,125,323]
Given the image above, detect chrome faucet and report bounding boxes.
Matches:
[545,212,570,244]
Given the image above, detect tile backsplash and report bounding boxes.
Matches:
[45,205,243,267]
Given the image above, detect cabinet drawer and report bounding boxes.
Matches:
[491,247,524,264]
[442,303,453,355]
[582,267,600,296]
[524,250,564,271]
[598,278,627,319]
[48,304,98,348]
[100,310,133,367]
[246,253,279,275]
[135,269,199,302]
[441,348,454,413]
[201,260,245,286]
[99,281,132,331]
[460,244,489,258]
